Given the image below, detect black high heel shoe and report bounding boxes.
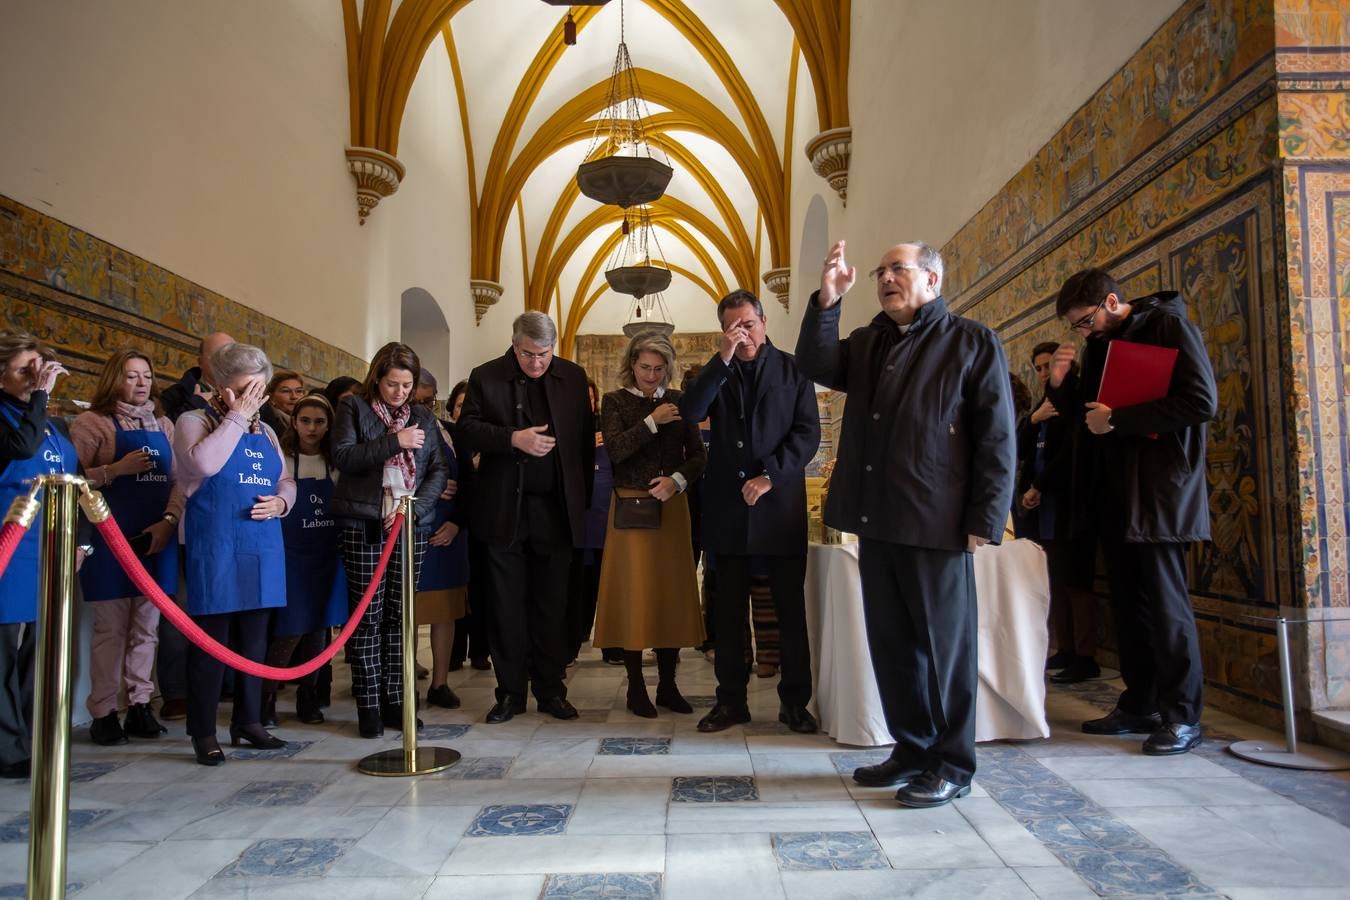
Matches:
[192,736,226,767]
[228,724,286,750]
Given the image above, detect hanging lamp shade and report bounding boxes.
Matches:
[623,292,674,337]
[605,263,672,299]
[605,206,670,299]
[576,0,673,208]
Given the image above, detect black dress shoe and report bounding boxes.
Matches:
[90,711,129,746]
[485,701,516,724]
[229,724,286,749]
[537,697,579,720]
[358,707,385,738]
[853,757,924,787]
[895,771,971,808]
[1143,722,1202,756]
[1044,650,1074,670]
[192,736,226,766]
[123,702,168,738]
[778,704,819,734]
[427,685,462,709]
[697,703,751,733]
[1050,657,1101,684]
[1082,706,1162,735]
[381,704,424,731]
[0,759,31,779]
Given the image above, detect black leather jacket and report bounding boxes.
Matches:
[330,395,448,528]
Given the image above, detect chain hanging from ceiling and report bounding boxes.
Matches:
[605,205,672,299]
[622,292,674,337]
[575,0,673,208]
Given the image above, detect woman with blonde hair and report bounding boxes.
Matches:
[592,331,706,717]
[70,349,182,745]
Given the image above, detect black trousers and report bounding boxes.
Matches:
[566,548,604,660]
[858,539,977,786]
[0,624,34,766]
[451,537,493,666]
[1101,539,1203,724]
[186,609,269,738]
[711,553,811,708]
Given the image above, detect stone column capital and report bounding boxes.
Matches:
[345,146,406,225]
[804,127,852,204]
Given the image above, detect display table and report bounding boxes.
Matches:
[804,539,1051,746]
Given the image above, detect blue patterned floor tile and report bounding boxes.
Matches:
[229,739,314,761]
[0,809,114,842]
[542,872,662,898]
[828,750,891,776]
[771,831,889,871]
[468,803,573,836]
[420,724,472,741]
[670,775,758,802]
[217,838,356,877]
[436,756,513,780]
[69,761,126,783]
[984,784,1099,816]
[220,780,325,807]
[1066,814,1156,851]
[0,882,83,897]
[1056,847,1212,897]
[598,737,671,756]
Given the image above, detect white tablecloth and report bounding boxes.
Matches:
[804,539,1051,746]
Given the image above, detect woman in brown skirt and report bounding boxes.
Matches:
[592,331,707,717]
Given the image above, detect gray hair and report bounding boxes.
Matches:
[210,342,273,386]
[618,330,676,390]
[512,311,557,347]
[899,241,945,294]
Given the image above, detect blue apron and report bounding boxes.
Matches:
[272,454,344,636]
[0,401,77,624]
[417,428,468,591]
[184,417,286,615]
[79,418,177,601]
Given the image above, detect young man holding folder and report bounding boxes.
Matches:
[1047,268,1217,756]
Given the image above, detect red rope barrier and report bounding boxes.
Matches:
[91,512,403,680]
[0,521,26,581]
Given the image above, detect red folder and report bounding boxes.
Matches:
[1097,339,1178,438]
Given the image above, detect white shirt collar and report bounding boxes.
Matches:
[626,386,666,399]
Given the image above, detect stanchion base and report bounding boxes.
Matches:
[358,746,461,777]
[1228,740,1350,771]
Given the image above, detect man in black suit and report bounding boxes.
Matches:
[797,240,1016,809]
[1047,268,1216,756]
[681,290,821,735]
[457,311,594,724]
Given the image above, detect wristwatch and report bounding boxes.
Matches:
[77,544,94,558]
[162,512,179,525]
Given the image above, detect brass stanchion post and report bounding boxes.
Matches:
[359,495,459,776]
[27,474,82,900]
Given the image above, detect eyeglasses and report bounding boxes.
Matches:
[515,347,553,362]
[1069,295,1108,331]
[869,262,926,281]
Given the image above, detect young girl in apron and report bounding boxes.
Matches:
[263,395,346,726]
[70,350,181,746]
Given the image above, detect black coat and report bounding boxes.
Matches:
[159,367,210,423]
[455,350,594,547]
[1046,291,1216,543]
[330,395,449,528]
[796,293,1016,553]
[679,341,820,557]
[1015,395,1076,539]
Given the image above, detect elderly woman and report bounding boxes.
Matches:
[262,369,304,435]
[592,331,706,717]
[332,342,447,738]
[0,333,79,779]
[173,342,295,765]
[70,350,183,745]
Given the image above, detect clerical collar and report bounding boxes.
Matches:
[625,386,665,399]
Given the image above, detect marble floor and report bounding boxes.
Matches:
[2,644,1349,899]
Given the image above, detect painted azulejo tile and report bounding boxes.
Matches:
[436,756,513,780]
[68,761,125,783]
[0,809,114,842]
[542,873,662,898]
[467,803,574,836]
[229,739,314,761]
[0,882,84,897]
[217,838,356,877]
[220,781,326,807]
[670,775,759,803]
[771,831,890,871]
[598,737,671,756]
[420,724,472,741]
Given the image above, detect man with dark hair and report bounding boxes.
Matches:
[797,240,1016,809]
[680,290,821,734]
[1047,267,1217,755]
[457,312,594,724]
[1019,342,1098,683]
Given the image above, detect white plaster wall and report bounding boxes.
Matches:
[0,0,372,359]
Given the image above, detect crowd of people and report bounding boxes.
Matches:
[0,242,1217,808]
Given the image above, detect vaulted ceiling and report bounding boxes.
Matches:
[341,0,850,354]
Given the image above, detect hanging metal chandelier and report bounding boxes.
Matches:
[605,206,671,299]
[575,0,673,208]
[622,292,674,337]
